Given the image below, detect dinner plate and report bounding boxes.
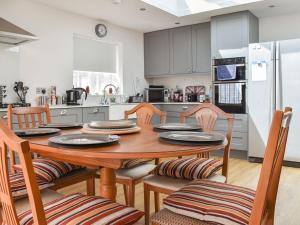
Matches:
[48,134,120,146]
[159,131,225,143]
[154,123,202,131]
[14,128,61,137]
[39,123,83,129]
[88,120,136,129]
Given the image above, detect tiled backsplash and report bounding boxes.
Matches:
[147,74,212,95]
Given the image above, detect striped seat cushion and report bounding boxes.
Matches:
[153,157,223,180]
[11,173,54,199]
[18,193,144,225]
[163,180,256,225]
[121,159,153,169]
[14,158,82,182]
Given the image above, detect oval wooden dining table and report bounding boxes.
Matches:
[25,126,227,202]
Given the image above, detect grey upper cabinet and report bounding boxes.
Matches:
[50,108,83,124]
[170,25,193,74]
[144,30,170,77]
[211,11,259,58]
[82,107,108,123]
[192,22,211,73]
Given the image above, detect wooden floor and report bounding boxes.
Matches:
[58,158,300,225]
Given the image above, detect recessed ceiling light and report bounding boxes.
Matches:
[112,0,122,4]
[140,8,146,11]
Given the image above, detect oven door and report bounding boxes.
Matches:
[148,89,164,102]
[214,82,246,114]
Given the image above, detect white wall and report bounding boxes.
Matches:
[259,13,300,42]
[0,48,20,103]
[0,0,146,105]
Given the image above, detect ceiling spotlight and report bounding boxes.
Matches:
[140,8,146,11]
[112,0,122,4]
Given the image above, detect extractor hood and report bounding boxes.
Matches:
[0,18,38,45]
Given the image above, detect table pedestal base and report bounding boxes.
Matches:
[100,167,117,202]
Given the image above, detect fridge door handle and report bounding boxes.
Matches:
[275,42,283,110]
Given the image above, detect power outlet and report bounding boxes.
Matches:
[36,87,46,95]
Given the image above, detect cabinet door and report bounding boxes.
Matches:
[83,107,108,123]
[144,30,170,76]
[170,26,193,74]
[192,23,211,73]
[50,108,83,123]
[211,12,249,58]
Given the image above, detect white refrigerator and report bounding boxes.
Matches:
[248,38,300,162]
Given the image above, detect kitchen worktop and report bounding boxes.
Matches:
[0,102,202,112]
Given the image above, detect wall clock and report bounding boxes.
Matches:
[95,24,107,38]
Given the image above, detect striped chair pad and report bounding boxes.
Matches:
[18,193,144,225]
[11,173,54,199]
[163,180,255,225]
[121,159,153,169]
[14,158,82,182]
[153,157,223,180]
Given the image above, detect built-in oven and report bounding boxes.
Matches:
[213,82,246,114]
[213,57,246,82]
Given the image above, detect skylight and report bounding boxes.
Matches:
[141,0,264,17]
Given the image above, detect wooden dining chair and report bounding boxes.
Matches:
[180,103,230,158]
[151,107,293,225]
[114,103,167,207]
[143,103,234,225]
[7,104,96,195]
[0,119,144,225]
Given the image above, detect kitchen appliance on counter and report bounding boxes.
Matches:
[248,39,300,163]
[0,85,7,106]
[212,57,247,114]
[185,86,206,102]
[66,88,87,105]
[144,85,168,103]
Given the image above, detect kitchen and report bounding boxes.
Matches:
[1,0,300,225]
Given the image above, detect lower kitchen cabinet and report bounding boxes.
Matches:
[50,108,83,124]
[83,107,109,123]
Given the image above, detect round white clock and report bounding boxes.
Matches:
[95,24,107,38]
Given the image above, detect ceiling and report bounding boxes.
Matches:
[32,0,300,32]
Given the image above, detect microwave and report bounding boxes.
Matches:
[144,88,168,102]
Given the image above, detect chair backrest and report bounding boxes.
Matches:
[7,104,51,130]
[249,107,293,225]
[0,119,47,225]
[124,103,166,126]
[180,103,234,179]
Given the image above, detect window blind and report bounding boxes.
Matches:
[73,36,117,73]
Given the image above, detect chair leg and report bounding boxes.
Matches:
[154,191,160,212]
[144,183,150,225]
[123,184,129,205]
[86,177,95,196]
[128,181,135,207]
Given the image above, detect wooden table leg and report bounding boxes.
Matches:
[100,167,117,202]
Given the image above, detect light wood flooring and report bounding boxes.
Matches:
[58,158,300,225]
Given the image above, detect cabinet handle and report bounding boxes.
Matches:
[182,106,188,110]
[93,108,100,113]
[1,114,7,119]
[60,110,67,115]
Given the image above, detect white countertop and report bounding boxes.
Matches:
[0,102,202,112]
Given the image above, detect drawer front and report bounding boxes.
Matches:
[215,114,248,132]
[83,107,108,123]
[215,130,248,151]
[0,112,8,125]
[50,108,83,123]
[160,104,198,113]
